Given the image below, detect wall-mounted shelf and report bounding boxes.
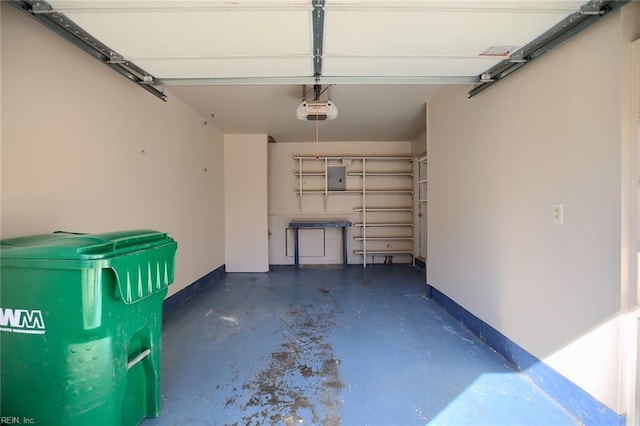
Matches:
[354,236,414,241]
[348,172,414,177]
[294,172,325,177]
[354,223,414,227]
[353,249,415,256]
[295,190,364,195]
[294,156,414,161]
[418,155,428,204]
[353,207,414,212]
[417,154,428,263]
[295,190,414,195]
[293,154,415,267]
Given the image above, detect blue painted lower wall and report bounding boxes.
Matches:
[163,265,226,316]
[429,285,625,426]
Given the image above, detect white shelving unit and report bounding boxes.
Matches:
[417,155,428,263]
[294,156,354,211]
[293,155,415,267]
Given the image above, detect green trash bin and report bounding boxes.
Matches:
[0,230,177,425]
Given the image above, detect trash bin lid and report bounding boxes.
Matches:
[0,230,172,260]
[1,230,177,304]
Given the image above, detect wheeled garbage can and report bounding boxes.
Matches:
[0,230,177,425]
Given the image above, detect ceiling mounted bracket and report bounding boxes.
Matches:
[107,55,126,65]
[314,83,322,101]
[580,2,607,15]
[508,52,527,64]
[29,1,53,13]
[469,0,629,98]
[311,0,326,80]
[8,0,167,101]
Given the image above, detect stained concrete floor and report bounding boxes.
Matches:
[142,265,579,426]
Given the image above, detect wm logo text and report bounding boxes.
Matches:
[0,308,46,334]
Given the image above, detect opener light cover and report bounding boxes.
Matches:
[296,100,338,121]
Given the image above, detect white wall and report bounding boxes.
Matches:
[427,5,640,414]
[268,141,413,265]
[411,129,426,157]
[224,134,269,272]
[1,4,225,297]
[620,6,640,421]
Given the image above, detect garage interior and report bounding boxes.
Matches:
[2,0,640,425]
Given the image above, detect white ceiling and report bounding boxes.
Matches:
[167,84,441,141]
[47,0,586,142]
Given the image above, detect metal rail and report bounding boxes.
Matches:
[469,0,630,98]
[8,0,166,101]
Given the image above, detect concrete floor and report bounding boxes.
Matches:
[142,265,579,426]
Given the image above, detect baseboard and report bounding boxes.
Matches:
[271,264,363,271]
[429,285,625,426]
[269,264,297,272]
[163,265,226,316]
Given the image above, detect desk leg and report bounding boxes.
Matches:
[294,228,300,269]
[342,226,348,269]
